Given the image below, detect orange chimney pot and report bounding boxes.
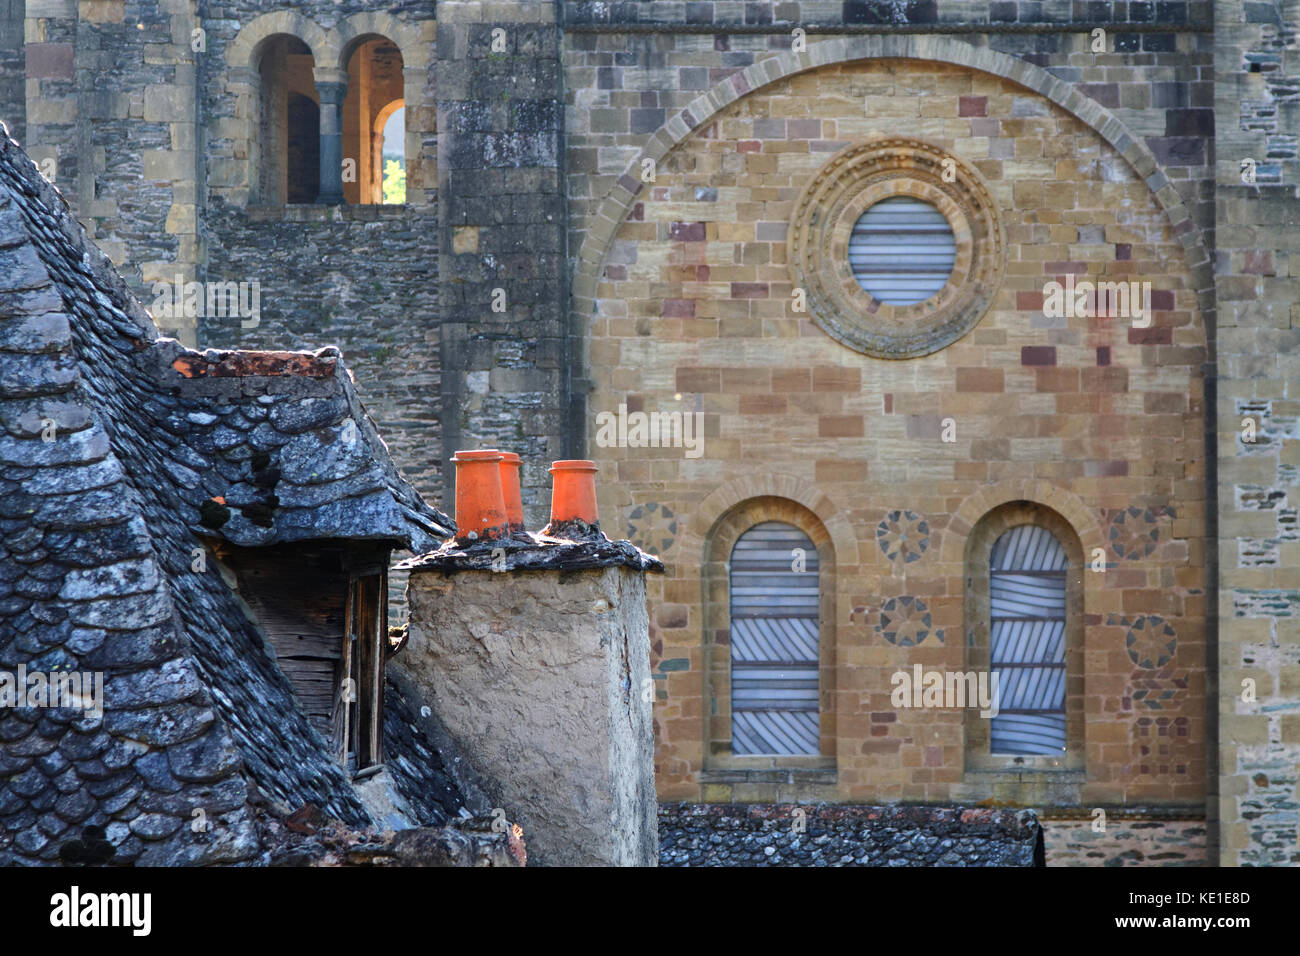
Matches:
[498,451,526,533]
[451,449,509,544]
[545,459,599,531]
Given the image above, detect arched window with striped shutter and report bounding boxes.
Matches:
[989,524,1068,755]
[729,522,820,756]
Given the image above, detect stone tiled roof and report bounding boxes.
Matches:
[659,803,1045,866]
[0,128,458,864]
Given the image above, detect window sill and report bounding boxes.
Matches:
[963,766,1085,781]
[700,767,838,786]
[244,202,435,222]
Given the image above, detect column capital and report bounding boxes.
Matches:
[312,67,349,93]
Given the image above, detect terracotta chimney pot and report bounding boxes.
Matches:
[543,460,599,536]
[498,451,526,534]
[451,449,508,544]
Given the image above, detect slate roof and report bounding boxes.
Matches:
[0,127,459,865]
[659,804,1046,867]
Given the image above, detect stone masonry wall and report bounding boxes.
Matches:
[0,0,23,144]
[1042,813,1207,865]
[437,1,574,526]
[659,803,1044,865]
[21,0,202,336]
[1214,0,1300,867]
[585,56,1209,811]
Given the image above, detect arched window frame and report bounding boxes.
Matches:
[341,33,406,206]
[963,501,1086,775]
[252,33,320,206]
[701,498,837,775]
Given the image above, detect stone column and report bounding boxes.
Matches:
[314,69,347,205]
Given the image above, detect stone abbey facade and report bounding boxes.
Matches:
[2,0,1296,867]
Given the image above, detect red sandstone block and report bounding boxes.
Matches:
[1044,260,1089,274]
[721,368,771,392]
[737,140,761,153]
[1149,289,1175,310]
[812,367,861,391]
[1129,326,1173,345]
[26,43,74,80]
[958,95,987,117]
[1016,290,1044,311]
[956,367,1004,392]
[815,459,864,482]
[1096,345,1111,366]
[730,282,769,298]
[1115,244,1132,261]
[788,118,821,139]
[1035,368,1079,392]
[1021,345,1057,366]
[1243,251,1275,275]
[740,394,787,414]
[772,368,810,391]
[669,221,706,241]
[662,298,695,318]
[676,367,720,392]
[819,415,864,438]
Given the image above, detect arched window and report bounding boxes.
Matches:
[342,36,405,204]
[285,93,320,204]
[256,35,318,204]
[729,522,820,755]
[988,524,1068,754]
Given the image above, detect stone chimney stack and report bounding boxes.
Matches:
[393,455,661,866]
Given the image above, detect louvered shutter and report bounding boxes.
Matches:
[729,522,820,755]
[849,196,956,305]
[989,525,1068,755]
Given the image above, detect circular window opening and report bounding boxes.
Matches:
[849,196,956,306]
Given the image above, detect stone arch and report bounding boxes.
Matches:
[939,479,1105,569]
[336,12,429,71]
[225,11,336,71]
[694,472,859,568]
[572,34,1213,311]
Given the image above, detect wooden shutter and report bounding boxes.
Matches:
[989,525,1068,755]
[333,570,387,772]
[729,522,820,756]
[849,196,956,305]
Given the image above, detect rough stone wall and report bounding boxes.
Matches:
[437,1,573,526]
[1214,0,1300,868]
[20,0,202,337]
[198,5,443,509]
[0,0,23,144]
[12,3,448,527]
[658,803,1043,866]
[400,563,657,866]
[200,206,443,502]
[1042,813,1207,865]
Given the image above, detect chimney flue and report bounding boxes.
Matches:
[451,449,508,544]
[498,451,526,535]
[542,459,599,538]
